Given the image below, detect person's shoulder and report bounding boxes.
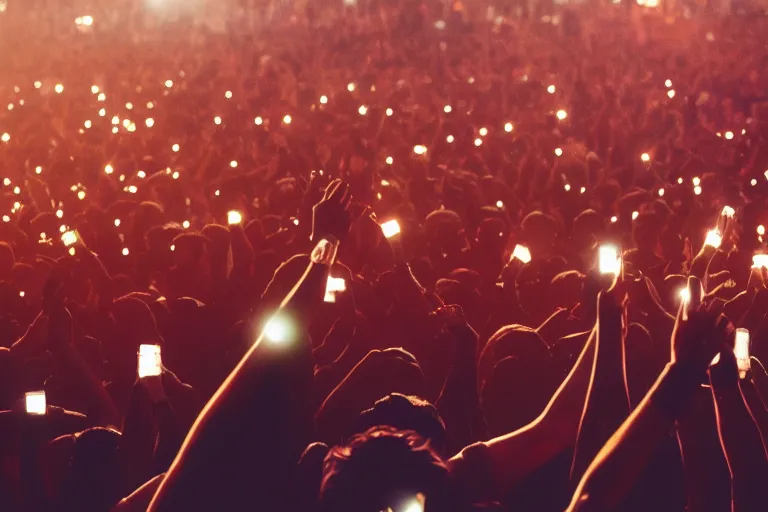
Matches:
[449,442,495,502]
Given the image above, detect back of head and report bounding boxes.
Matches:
[320,427,458,512]
[356,394,447,456]
[61,427,122,510]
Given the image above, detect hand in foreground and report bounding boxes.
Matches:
[672,278,732,371]
[311,179,352,242]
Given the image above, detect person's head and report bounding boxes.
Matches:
[520,211,556,258]
[478,325,551,388]
[171,232,211,275]
[549,270,585,310]
[57,427,122,511]
[356,394,447,456]
[632,211,661,253]
[320,427,459,512]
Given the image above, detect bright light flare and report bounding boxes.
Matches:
[704,230,722,248]
[264,315,292,345]
[227,210,243,225]
[598,245,621,276]
[556,110,568,120]
[25,391,46,415]
[61,231,78,247]
[324,277,347,303]
[512,244,532,264]
[381,219,401,238]
[138,344,162,378]
[752,254,768,269]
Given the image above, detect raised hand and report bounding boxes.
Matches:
[311,179,353,242]
[672,280,732,371]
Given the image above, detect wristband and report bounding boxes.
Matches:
[310,237,339,266]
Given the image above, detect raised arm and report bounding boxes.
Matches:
[709,350,768,512]
[566,278,727,512]
[449,324,596,502]
[148,180,352,511]
[570,287,631,484]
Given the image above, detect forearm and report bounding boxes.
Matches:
[452,330,596,500]
[120,389,158,493]
[149,260,326,510]
[58,346,120,427]
[711,385,768,511]
[568,362,700,512]
[152,401,183,475]
[570,314,630,482]
[740,380,768,450]
[436,324,483,448]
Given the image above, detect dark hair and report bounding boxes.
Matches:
[320,426,458,512]
[356,394,447,456]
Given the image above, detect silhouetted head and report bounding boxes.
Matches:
[320,427,459,512]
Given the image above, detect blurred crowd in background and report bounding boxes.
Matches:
[2,2,768,511]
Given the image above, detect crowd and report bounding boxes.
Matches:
[2,2,768,511]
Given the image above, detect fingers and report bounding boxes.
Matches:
[323,179,343,201]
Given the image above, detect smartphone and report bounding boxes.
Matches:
[735,328,750,376]
[138,344,162,378]
[324,276,347,303]
[511,244,532,264]
[227,210,243,225]
[61,230,79,247]
[25,391,46,415]
[381,219,401,239]
[598,245,621,276]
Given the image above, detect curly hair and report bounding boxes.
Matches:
[319,426,460,512]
